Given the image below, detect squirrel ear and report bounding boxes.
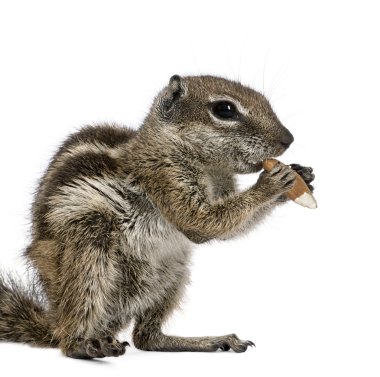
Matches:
[161,75,186,113]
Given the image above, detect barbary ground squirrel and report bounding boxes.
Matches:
[0,75,315,358]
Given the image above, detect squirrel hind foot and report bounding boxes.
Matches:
[65,337,129,359]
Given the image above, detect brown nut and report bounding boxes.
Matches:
[263,159,317,209]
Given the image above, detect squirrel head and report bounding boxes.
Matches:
[151,75,294,173]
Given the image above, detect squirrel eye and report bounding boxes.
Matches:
[211,101,238,120]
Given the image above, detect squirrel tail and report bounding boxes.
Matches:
[0,273,57,347]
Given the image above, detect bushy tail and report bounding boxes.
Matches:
[0,273,57,347]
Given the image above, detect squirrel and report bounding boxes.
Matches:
[0,75,315,358]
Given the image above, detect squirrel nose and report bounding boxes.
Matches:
[279,129,294,149]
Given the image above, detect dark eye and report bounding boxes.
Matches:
[211,101,238,120]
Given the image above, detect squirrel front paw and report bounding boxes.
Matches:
[289,163,315,192]
[275,163,315,203]
[256,161,297,199]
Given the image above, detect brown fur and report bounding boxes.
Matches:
[0,75,314,358]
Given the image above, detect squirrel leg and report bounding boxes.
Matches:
[132,279,254,353]
[52,240,128,359]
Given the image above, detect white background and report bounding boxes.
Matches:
[0,0,379,376]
